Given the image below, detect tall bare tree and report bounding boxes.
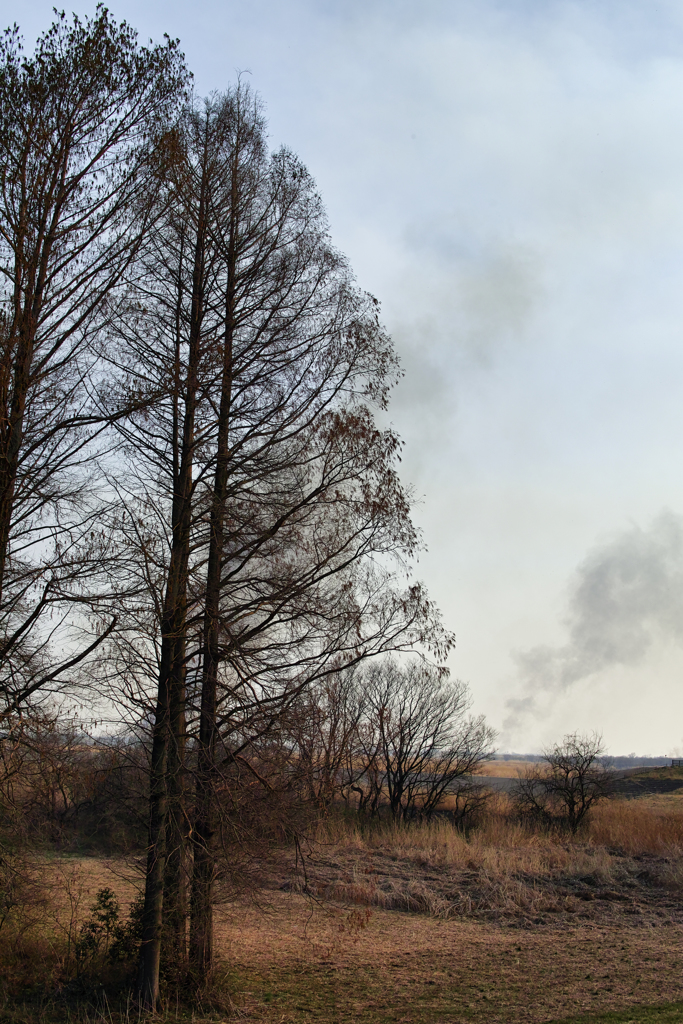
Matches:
[104,98,235,1005]
[182,87,453,978]
[0,11,186,717]
[106,83,452,1000]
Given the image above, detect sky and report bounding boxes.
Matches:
[11,0,683,755]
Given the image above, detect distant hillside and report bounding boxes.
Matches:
[497,753,670,768]
[612,765,683,797]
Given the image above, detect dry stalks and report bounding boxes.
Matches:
[308,795,683,920]
[587,799,683,855]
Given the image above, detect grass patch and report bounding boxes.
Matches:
[626,768,683,782]
[235,963,525,1023]
[1,955,682,1024]
[550,1002,683,1023]
[227,949,683,1024]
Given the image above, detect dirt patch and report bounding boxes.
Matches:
[612,778,683,798]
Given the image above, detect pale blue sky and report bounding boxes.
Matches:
[11,0,683,753]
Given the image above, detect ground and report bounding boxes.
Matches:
[217,893,683,1023]
[213,771,683,1022]
[10,773,683,1023]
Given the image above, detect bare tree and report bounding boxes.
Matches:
[0,11,187,718]
[104,82,453,996]
[92,73,457,1000]
[283,668,367,810]
[185,119,453,968]
[513,732,614,834]
[361,659,495,821]
[104,95,241,1004]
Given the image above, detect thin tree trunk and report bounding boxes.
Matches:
[136,147,209,1007]
[163,227,191,966]
[136,543,192,1008]
[0,314,34,603]
[189,161,236,977]
[136,660,170,1011]
[164,644,188,964]
[189,329,233,978]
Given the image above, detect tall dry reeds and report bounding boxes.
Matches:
[315,794,683,888]
[586,799,683,855]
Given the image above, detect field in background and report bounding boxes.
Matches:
[476,759,533,778]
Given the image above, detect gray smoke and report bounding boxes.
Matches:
[504,510,683,731]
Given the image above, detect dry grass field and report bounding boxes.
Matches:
[4,793,683,1023]
[475,759,535,778]
[10,800,683,1020]
[217,895,683,1024]
[224,795,683,1022]
[216,791,683,1023]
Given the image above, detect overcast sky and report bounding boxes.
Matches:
[13,0,683,754]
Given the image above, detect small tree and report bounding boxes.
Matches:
[284,668,367,810]
[514,732,614,834]
[361,659,495,821]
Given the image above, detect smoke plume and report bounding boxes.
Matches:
[504,510,683,732]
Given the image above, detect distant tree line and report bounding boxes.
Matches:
[500,753,669,768]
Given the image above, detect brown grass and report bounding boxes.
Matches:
[288,795,683,926]
[318,793,683,868]
[476,758,536,777]
[4,796,683,1022]
[216,893,683,1023]
[587,798,683,854]
[217,795,683,1021]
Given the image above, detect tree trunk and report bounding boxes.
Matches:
[0,312,35,602]
[163,640,189,966]
[136,152,208,1005]
[189,168,236,978]
[136,671,170,1012]
[189,330,232,978]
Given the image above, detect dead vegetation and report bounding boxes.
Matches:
[0,733,681,1020]
[1,792,683,1022]
[263,795,683,932]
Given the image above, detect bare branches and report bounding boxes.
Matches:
[0,22,462,1003]
[359,659,494,822]
[282,659,495,823]
[513,733,615,833]
[0,11,188,716]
